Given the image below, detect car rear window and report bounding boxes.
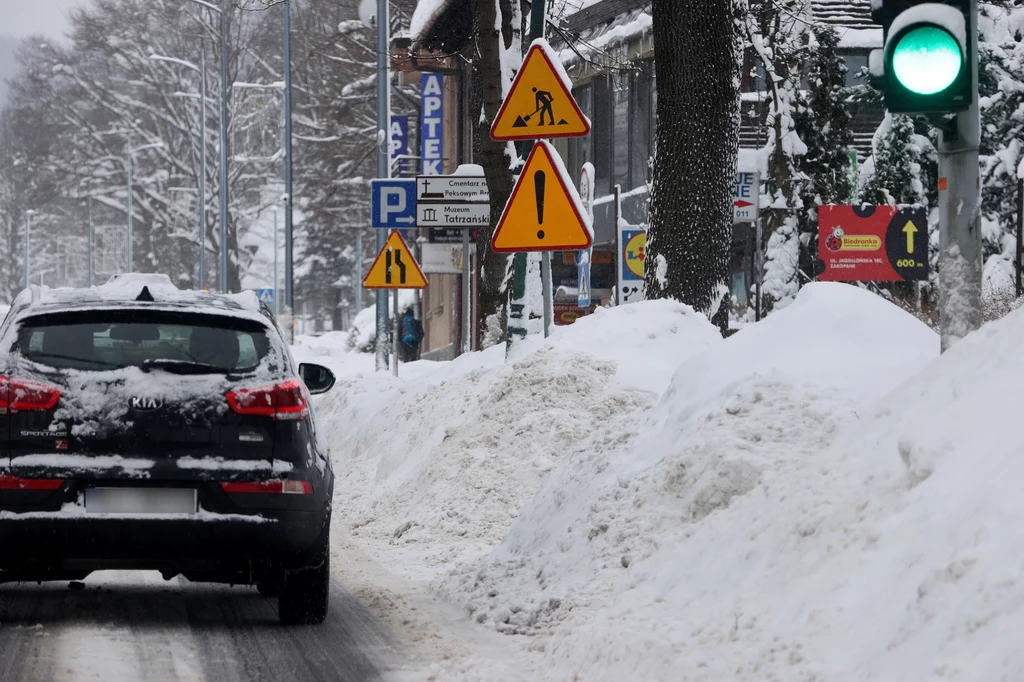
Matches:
[14,310,275,373]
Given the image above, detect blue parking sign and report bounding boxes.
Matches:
[371,179,417,229]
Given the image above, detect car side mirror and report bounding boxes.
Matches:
[299,363,336,395]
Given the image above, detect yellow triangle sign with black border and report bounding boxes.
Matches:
[490,40,591,141]
[491,141,594,253]
[363,231,427,289]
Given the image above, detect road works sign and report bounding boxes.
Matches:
[817,204,928,282]
[363,231,427,289]
[491,141,593,252]
[490,39,591,141]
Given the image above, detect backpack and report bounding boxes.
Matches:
[401,316,421,347]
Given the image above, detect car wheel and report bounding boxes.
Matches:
[278,520,330,625]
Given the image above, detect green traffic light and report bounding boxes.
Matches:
[891,26,963,95]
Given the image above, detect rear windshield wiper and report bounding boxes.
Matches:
[141,359,233,375]
[27,352,120,370]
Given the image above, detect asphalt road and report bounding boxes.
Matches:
[0,572,404,682]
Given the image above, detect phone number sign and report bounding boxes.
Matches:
[816,204,928,282]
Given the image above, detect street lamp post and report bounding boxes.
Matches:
[284,0,295,339]
[273,205,280,320]
[23,209,36,290]
[183,0,230,293]
[150,49,209,289]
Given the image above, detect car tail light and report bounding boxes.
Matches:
[0,475,64,491]
[226,379,309,421]
[219,479,312,495]
[0,376,61,413]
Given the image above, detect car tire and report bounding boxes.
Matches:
[278,519,330,625]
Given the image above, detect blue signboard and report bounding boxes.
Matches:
[390,115,410,176]
[257,288,274,305]
[421,73,444,176]
[371,179,417,229]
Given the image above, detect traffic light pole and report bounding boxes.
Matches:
[936,0,982,352]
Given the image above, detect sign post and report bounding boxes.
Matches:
[578,162,595,308]
[490,2,592,353]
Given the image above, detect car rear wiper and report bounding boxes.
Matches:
[28,352,120,369]
[141,359,233,375]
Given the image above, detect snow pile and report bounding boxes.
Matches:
[435,284,938,657]
[325,300,719,582]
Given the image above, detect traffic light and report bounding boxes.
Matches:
[869,1,972,115]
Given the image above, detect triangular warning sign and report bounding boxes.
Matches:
[490,39,591,142]
[491,141,594,253]
[363,231,427,289]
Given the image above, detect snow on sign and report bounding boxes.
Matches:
[816,204,929,282]
[363,231,427,289]
[734,172,760,223]
[490,39,591,141]
[491,141,593,252]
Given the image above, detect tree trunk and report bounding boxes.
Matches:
[645,0,742,333]
[472,0,517,345]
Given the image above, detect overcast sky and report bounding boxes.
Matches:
[0,0,84,40]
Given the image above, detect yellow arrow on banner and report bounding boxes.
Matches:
[903,220,918,254]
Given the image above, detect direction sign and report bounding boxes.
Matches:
[363,231,427,289]
[371,179,417,229]
[257,288,274,304]
[417,202,490,227]
[490,39,591,141]
[816,204,928,282]
[491,141,593,252]
[734,172,760,224]
[416,176,489,203]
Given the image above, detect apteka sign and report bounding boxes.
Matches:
[421,74,444,175]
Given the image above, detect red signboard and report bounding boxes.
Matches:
[554,302,599,326]
[816,204,929,282]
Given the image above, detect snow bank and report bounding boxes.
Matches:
[433,284,951,680]
[325,301,718,584]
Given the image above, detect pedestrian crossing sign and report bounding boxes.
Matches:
[490,39,591,141]
[257,288,274,304]
[363,231,428,289]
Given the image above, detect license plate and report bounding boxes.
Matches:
[85,488,197,514]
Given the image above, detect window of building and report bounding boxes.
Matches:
[844,54,869,87]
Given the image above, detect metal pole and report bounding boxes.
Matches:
[937,0,981,352]
[541,252,552,337]
[284,0,295,324]
[87,198,94,287]
[506,0,545,356]
[1016,177,1022,299]
[126,143,133,272]
[374,0,391,371]
[218,3,230,293]
[199,42,207,290]
[355,229,363,313]
[755,216,763,322]
[23,212,31,290]
[392,288,399,376]
[274,208,280,319]
[461,226,471,353]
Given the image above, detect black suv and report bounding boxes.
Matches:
[0,275,336,624]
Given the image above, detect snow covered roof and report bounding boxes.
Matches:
[409,0,471,51]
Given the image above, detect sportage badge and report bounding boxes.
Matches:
[130,397,164,410]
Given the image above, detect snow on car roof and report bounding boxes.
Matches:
[6,274,270,324]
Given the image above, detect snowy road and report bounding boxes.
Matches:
[0,569,402,682]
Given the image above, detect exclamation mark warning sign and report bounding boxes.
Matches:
[535,170,546,240]
[491,141,593,253]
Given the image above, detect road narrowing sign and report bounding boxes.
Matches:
[363,231,427,289]
[490,39,591,141]
[491,141,594,252]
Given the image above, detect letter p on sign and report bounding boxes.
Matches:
[381,188,406,223]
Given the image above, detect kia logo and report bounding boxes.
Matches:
[130,397,164,410]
